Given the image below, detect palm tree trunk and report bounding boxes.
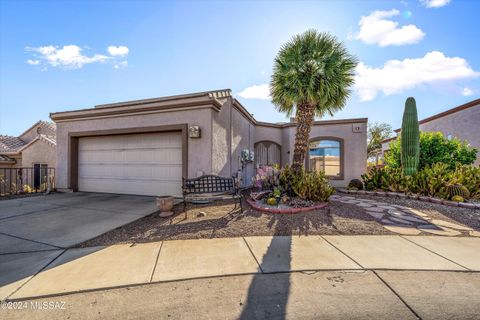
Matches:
[292,103,315,172]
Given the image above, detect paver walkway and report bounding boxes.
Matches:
[331,194,478,236]
[1,235,479,301]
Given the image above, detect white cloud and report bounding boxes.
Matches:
[26,59,40,65]
[355,51,480,101]
[107,46,129,57]
[355,9,425,47]
[461,87,475,96]
[421,0,451,8]
[26,45,130,70]
[26,45,109,69]
[114,61,128,69]
[237,84,270,100]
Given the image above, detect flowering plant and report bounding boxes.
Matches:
[252,165,281,190]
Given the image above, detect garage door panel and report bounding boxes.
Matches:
[79,149,182,164]
[79,164,182,180]
[79,179,182,197]
[78,132,183,197]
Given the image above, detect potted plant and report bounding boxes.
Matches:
[156,196,174,217]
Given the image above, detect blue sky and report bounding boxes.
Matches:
[1,0,479,136]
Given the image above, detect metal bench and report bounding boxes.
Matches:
[182,175,243,217]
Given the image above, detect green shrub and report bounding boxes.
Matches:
[280,166,334,202]
[362,163,480,200]
[385,132,477,170]
[410,163,451,197]
[361,167,386,191]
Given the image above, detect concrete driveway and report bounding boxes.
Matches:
[0,192,158,253]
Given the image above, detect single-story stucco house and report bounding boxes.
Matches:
[0,121,56,190]
[50,89,367,196]
[382,98,480,166]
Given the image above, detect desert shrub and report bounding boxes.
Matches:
[361,163,480,200]
[348,179,364,190]
[291,169,335,202]
[361,167,387,191]
[449,165,480,199]
[279,166,334,202]
[385,132,477,170]
[409,163,451,197]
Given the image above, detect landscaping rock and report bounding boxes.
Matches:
[443,200,459,207]
[405,209,429,218]
[469,230,480,237]
[388,217,414,225]
[366,211,385,220]
[387,210,407,217]
[430,219,473,231]
[417,225,461,236]
[357,203,373,208]
[458,202,477,209]
[429,197,443,204]
[365,207,386,213]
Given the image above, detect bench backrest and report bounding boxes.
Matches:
[182,175,236,194]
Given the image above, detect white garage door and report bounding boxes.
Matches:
[78,132,182,196]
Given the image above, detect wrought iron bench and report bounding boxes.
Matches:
[182,175,243,217]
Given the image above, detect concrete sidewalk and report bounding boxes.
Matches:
[1,235,479,301]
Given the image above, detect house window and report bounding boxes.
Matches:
[308,138,343,179]
[255,141,281,167]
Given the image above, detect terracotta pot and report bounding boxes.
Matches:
[156,196,174,217]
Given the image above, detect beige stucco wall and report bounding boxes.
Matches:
[212,98,255,185]
[21,141,56,168]
[20,124,55,143]
[419,104,479,166]
[282,122,367,187]
[55,107,213,190]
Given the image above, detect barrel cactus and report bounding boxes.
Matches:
[444,184,470,200]
[401,97,420,176]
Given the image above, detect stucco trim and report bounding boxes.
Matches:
[306,136,345,180]
[51,100,220,122]
[256,118,368,128]
[67,124,188,191]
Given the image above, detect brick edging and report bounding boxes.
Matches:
[337,188,480,210]
[245,198,328,214]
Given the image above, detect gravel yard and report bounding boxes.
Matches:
[76,193,480,248]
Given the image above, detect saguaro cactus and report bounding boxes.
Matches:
[401,97,420,176]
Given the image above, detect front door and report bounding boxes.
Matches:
[33,164,48,190]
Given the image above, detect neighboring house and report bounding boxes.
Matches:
[0,121,57,187]
[50,89,367,196]
[381,98,480,166]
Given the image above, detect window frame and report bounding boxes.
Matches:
[305,136,344,180]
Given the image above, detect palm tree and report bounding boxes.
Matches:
[270,30,357,171]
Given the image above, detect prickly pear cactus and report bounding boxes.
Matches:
[401,97,420,176]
